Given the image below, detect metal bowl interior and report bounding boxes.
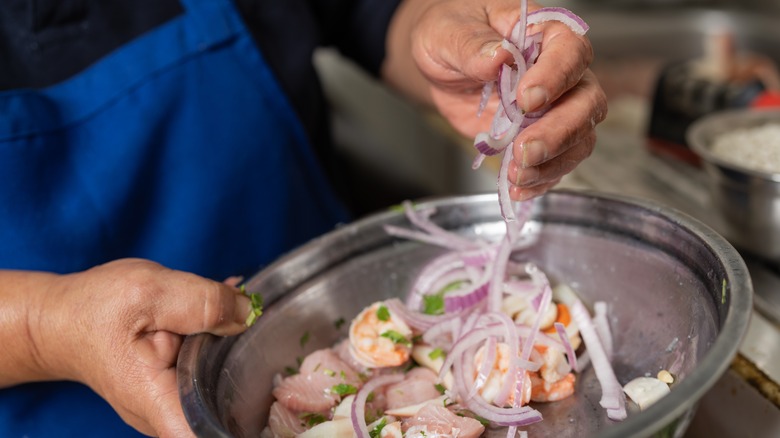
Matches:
[687,109,780,261]
[178,190,752,438]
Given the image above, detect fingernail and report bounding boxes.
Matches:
[515,165,540,186]
[481,41,503,58]
[223,275,244,287]
[521,140,547,168]
[233,294,260,327]
[521,86,548,112]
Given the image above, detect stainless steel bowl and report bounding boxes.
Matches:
[177,190,752,438]
[687,109,780,262]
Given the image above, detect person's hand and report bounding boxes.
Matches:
[406,0,607,200]
[32,259,252,437]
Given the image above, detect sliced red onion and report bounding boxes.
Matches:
[527,7,589,35]
[468,336,498,400]
[474,118,522,157]
[472,152,487,170]
[406,251,466,310]
[472,4,588,194]
[487,312,522,407]
[477,81,494,118]
[445,282,489,313]
[488,236,513,312]
[498,145,518,225]
[422,314,462,346]
[500,40,525,76]
[385,298,459,332]
[593,301,614,361]
[450,345,543,427]
[570,299,626,419]
[555,321,578,372]
[383,224,471,251]
[351,373,405,437]
[402,201,483,250]
[497,64,521,122]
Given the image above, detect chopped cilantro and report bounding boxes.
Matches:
[331,383,358,396]
[422,280,467,315]
[438,280,466,295]
[283,366,298,376]
[366,391,375,403]
[299,412,327,427]
[323,369,336,377]
[244,293,264,327]
[388,202,410,213]
[334,317,346,330]
[380,330,411,346]
[434,383,447,394]
[300,331,310,349]
[456,410,490,426]
[376,305,391,321]
[422,294,445,315]
[428,347,445,360]
[369,417,388,438]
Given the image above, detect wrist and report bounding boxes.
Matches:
[0,270,73,386]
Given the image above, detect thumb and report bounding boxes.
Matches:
[150,270,253,336]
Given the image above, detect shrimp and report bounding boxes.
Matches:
[538,347,570,383]
[530,372,576,402]
[473,342,532,407]
[349,301,413,368]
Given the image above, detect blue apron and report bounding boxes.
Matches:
[0,0,349,436]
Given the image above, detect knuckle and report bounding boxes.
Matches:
[201,283,230,329]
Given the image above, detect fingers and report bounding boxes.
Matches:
[412,2,517,90]
[516,20,594,112]
[508,70,606,200]
[139,367,197,438]
[149,270,252,337]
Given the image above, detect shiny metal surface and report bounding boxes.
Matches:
[687,109,780,262]
[178,190,752,438]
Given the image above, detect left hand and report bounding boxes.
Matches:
[399,0,608,200]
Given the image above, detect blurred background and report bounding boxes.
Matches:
[315,0,780,436]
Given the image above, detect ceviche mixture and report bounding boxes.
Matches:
[261,3,672,438]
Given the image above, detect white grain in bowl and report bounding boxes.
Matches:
[710,123,780,174]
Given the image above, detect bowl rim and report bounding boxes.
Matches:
[177,189,754,438]
[687,108,780,181]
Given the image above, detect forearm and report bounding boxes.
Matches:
[0,270,67,387]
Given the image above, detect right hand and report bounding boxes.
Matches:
[32,258,252,437]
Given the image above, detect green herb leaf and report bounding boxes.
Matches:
[334,317,346,330]
[284,366,298,376]
[376,305,390,321]
[300,331,310,349]
[422,294,445,315]
[299,412,327,427]
[369,417,388,438]
[380,330,411,346]
[323,368,336,377]
[245,293,264,327]
[455,409,490,426]
[434,383,447,394]
[438,280,466,295]
[428,347,445,360]
[331,383,358,396]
